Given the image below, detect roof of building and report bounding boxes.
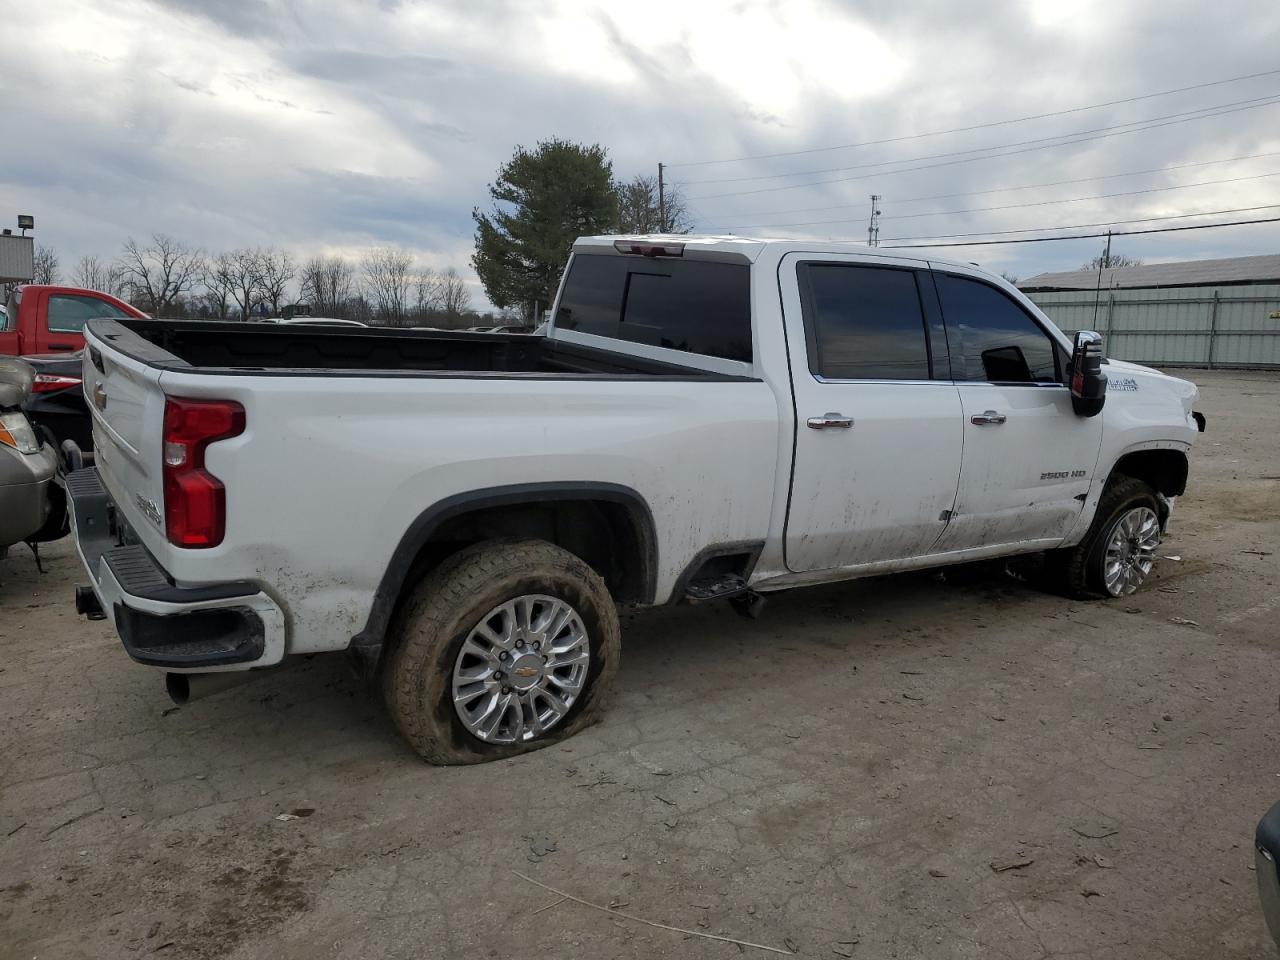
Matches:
[1019,253,1280,291]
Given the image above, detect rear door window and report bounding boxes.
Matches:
[555,254,752,363]
[798,263,932,380]
[934,274,1059,383]
[47,294,131,333]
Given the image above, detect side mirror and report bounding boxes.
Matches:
[1069,330,1106,418]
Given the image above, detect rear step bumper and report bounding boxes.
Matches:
[66,467,286,670]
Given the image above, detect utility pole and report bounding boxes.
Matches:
[1090,230,1112,328]
[657,162,666,234]
[867,194,882,247]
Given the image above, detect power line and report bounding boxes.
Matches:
[685,98,1280,202]
[667,68,1280,168]
[681,93,1280,187]
[881,214,1280,249]
[705,150,1280,224]
[877,203,1280,244]
[710,170,1280,231]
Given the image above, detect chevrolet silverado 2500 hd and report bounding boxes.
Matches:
[68,236,1203,763]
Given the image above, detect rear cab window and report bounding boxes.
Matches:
[554,254,752,364]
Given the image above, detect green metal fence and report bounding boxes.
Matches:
[1026,284,1280,368]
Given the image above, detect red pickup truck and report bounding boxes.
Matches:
[1,285,145,356]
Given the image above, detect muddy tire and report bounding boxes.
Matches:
[1045,476,1162,599]
[382,539,620,765]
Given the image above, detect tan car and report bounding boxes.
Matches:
[0,358,60,558]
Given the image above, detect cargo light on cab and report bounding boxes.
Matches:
[613,240,685,258]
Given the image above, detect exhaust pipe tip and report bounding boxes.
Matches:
[165,672,192,705]
[75,585,106,620]
[165,670,260,705]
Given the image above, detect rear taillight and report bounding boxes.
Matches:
[32,373,82,393]
[162,397,244,548]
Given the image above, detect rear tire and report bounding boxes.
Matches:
[382,539,620,765]
[1045,476,1162,599]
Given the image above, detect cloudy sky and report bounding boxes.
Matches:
[4,0,1280,305]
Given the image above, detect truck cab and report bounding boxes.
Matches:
[0,285,144,356]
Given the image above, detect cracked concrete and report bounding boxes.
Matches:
[2,369,1278,959]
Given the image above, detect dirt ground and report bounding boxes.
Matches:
[2,368,1278,960]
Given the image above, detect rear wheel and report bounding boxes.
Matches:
[1045,476,1162,599]
[383,539,620,764]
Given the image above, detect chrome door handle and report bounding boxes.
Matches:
[807,412,854,430]
[970,410,1007,425]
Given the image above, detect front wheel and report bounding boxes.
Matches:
[1045,477,1163,599]
[383,539,620,764]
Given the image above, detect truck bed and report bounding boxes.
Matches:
[92,319,735,379]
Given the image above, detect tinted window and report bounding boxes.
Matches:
[799,263,931,380]
[555,254,752,363]
[935,275,1058,383]
[47,294,130,333]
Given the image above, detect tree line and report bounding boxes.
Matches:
[27,238,487,328]
[24,143,691,327]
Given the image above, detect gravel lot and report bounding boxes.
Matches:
[2,368,1278,960]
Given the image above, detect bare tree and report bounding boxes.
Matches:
[223,249,263,320]
[614,175,692,234]
[254,248,296,317]
[439,268,472,320]
[118,235,204,316]
[415,271,444,316]
[344,293,373,325]
[362,247,414,325]
[298,255,356,317]
[72,255,126,296]
[201,252,237,319]
[1082,253,1143,271]
[32,245,60,284]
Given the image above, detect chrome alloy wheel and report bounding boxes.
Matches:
[451,595,590,744]
[1102,506,1161,596]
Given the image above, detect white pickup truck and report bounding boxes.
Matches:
[68,235,1204,763]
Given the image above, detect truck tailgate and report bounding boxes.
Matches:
[82,328,168,535]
